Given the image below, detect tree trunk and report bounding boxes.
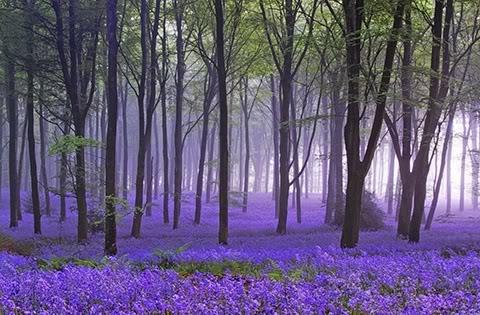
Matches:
[215,0,229,244]
[471,111,479,211]
[409,0,453,243]
[173,0,185,230]
[17,115,27,221]
[425,107,455,230]
[460,106,467,212]
[104,0,119,256]
[341,0,405,247]
[6,56,18,228]
[241,78,250,212]
[325,101,335,223]
[131,0,159,237]
[26,3,41,233]
[160,0,169,223]
[39,103,51,216]
[59,120,69,222]
[270,75,280,217]
[121,79,128,200]
[194,69,216,224]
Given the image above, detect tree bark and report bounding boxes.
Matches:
[173,0,185,230]
[215,0,229,244]
[5,53,18,228]
[409,0,453,243]
[341,0,405,247]
[25,0,41,233]
[105,0,119,256]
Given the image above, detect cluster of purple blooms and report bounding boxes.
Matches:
[1,245,480,314]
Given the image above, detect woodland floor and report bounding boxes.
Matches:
[1,191,480,259]
[1,191,480,313]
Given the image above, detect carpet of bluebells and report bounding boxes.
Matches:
[1,192,480,313]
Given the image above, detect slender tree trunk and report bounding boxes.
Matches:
[131,0,159,237]
[194,70,216,224]
[145,141,153,216]
[241,78,250,212]
[446,124,452,215]
[425,107,455,229]
[6,56,18,228]
[0,93,3,203]
[215,0,229,244]
[39,103,51,216]
[121,80,128,200]
[154,111,160,200]
[17,111,27,221]
[159,0,169,223]
[471,111,479,210]
[206,122,216,203]
[60,119,69,222]
[409,0,453,243]
[325,101,336,223]
[25,3,41,233]
[173,0,185,229]
[104,0,119,256]
[74,120,88,242]
[270,75,280,217]
[460,106,467,212]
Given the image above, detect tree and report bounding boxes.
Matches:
[408,0,454,243]
[25,0,41,234]
[260,0,318,235]
[52,0,101,243]
[5,41,18,229]
[173,0,185,230]
[340,0,405,248]
[104,0,119,256]
[215,0,228,245]
[130,0,161,237]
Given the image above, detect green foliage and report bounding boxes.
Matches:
[36,257,102,271]
[153,243,191,268]
[48,135,101,156]
[174,260,263,278]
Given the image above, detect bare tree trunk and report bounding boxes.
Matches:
[446,124,452,215]
[270,75,279,217]
[194,68,216,224]
[104,0,119,255]
[154,111,160,200]
[17,114,27,221]
[59,119,69,222]
[145,142,153,216]
[471,111,479,211]
[39,102,51,216]
[409,0,453,243]
[215,0,229,244]
[173,0,185,229]
[6,55,18,228]
[460,106,467,212]
[425,107,455,229]
[289,85,302,223]
[160,0,169,224]
[121,79,128,200]
[341,0,405,247]
[0,93,3,203]
[25,1,41,233]
[206,122,216,203]
[325,101,336,223]
[241,78,250,212]
[131,0,160,237]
